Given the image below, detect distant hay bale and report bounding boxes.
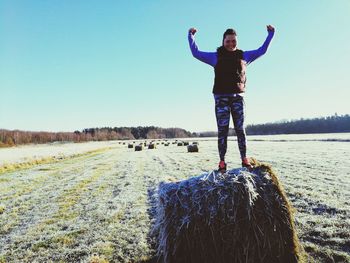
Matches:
[187,144,199,152]
[152,159,306,263]
[128,144,134,148]
[177,142,183,146]
[164,143,170,146]
[183,142,189,146]
[122,142,126,145]
[192,141,199,145]
[148,144,156,149]
[135,145,143,151]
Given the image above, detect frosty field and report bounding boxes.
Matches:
[0,134,349,262]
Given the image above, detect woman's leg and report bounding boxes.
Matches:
[215,96,231,161]
[230,96,247,160]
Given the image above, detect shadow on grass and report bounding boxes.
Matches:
[136,186,159,263]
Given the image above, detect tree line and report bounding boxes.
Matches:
[245,114,350,135]
[1,114,349,147]
[198,114,350,137]
[0,126,195,147]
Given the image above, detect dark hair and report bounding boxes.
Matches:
[222,28,237,45]
[216,28,237,53]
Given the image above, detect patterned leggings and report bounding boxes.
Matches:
[214,94,247,161]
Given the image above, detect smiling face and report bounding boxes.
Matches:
[223,34,237,51]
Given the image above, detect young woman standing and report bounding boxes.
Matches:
[188,25,275,172]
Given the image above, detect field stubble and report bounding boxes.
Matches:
[0,136,349,262]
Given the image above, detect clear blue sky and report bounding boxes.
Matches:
[1,0,349,133]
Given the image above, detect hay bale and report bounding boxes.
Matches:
[187,144,199,152]
[177,142,183,146]
[192,141,199,145]
[152,159,305,263]
[128,144,134,148]
[135,145,143,151]
[148,144,156,149]
[164,143,170,147]
[183,142,189,146]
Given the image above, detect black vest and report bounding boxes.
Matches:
[213,47,246,94]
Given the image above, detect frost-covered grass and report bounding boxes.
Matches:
[0,135,350,262]
[0,140,120,167]
[0,147,114,175]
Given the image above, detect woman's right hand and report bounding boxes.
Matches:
[189,27,197,35]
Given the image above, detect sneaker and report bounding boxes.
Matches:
[218,160,227,173]
[242,157,253,170]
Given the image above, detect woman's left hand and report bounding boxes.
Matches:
[267,25,275,32]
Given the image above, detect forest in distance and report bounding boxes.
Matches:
[1,114,349,147]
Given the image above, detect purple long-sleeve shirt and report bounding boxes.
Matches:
[188,30,274,67]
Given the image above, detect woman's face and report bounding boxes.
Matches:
[224,34,237,51]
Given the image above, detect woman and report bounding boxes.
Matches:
[188,25,275,172]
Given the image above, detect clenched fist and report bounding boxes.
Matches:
[189,27,197,35]
[267,25,275,32]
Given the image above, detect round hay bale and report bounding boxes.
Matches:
[152,159,305,263]
[135,145,143,151]
[177,142,183,146]
[128,144,134,148]
[192,141,199,145]
[164,143,170,147]
[183,141,189,146]
[122,142,126,145]
[187,144,199,152]
[148,144,156,149]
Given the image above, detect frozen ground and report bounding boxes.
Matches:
[0,134,349,262]
[0,141,120,166]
